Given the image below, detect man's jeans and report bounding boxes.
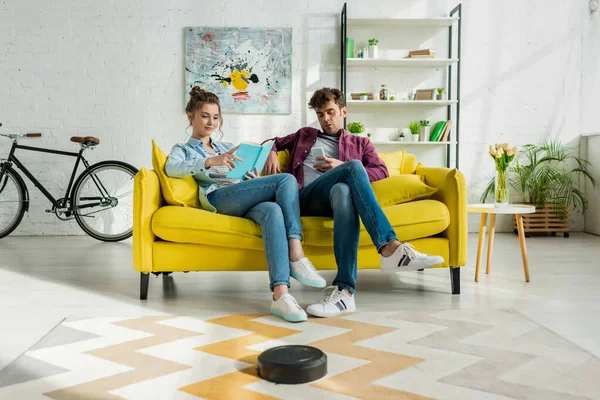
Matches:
[299,160,398,294]
[207,174,302,290]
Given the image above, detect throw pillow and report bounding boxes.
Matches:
[151,140,201,208]
[378,151,404,176]
[371,174,438,207]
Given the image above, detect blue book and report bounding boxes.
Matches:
[226,141,274,179]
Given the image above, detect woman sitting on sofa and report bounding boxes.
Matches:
[165,86,324,323]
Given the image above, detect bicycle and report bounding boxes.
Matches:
[0,122,138,241]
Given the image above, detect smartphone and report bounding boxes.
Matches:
[311,147,326,164]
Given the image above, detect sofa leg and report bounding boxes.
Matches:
[140,273,149,300]
[450,267,460,295]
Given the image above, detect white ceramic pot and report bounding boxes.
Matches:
[411,134,420,142]
[369,45,378,59]
[420,126,431,142]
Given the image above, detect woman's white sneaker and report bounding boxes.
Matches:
[290,258,326,288]
[380,243,444,271]
[270,293,307,323]
[306,286,355,318]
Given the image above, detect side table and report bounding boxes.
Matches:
[467,204,536,282]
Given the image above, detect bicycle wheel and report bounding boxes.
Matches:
[72,161,137,242]
[0,166,27,239]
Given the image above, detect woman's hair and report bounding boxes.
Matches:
[186,86,224,137]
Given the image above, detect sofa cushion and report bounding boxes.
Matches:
[153,199,449,249]
[152,206,265,249]
[379,150,418,175]
[151,140,201,208]
[301,199,450,246]
[371,175,437,207]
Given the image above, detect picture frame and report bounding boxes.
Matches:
[414,89,435,100]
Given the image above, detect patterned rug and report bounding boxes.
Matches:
[1,310,598,400]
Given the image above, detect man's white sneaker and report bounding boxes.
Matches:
[306,286,355,318]
[270,294,307,323]
[290,258,326,288]
[380,243,444,271]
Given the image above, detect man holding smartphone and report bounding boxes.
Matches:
[262,88,443,318]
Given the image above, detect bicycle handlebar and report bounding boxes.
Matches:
[0,123,42,139]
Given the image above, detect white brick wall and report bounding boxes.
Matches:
[0,0,592,235]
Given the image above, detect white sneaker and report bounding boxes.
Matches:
[270,293,307,323]
[290,258,326,288]
[380,243,444,271]
[306,286,356,318]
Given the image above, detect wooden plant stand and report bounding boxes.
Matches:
[513,203,569,238]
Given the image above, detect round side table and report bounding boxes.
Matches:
[467,204,536,282]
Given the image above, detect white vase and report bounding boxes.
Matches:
[411,134,420,142]
[420,126,431,142]
[369,45,378,59]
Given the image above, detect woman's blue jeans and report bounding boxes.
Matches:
[207,173,302,290]
[299,160,398,294]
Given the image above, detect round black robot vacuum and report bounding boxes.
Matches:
[257,345,327,384]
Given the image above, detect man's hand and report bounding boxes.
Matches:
[314,156,344,172]
[262,151,281,175]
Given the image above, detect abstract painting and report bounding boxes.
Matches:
[185,27,292,114]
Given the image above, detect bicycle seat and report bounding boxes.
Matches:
[70,136,100,146]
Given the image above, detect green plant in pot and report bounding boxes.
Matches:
[368,38,379,58]
[408,121,420,142]
[436,88,445,100]
[347,121,365,136]
[480,140,596,223]
[419,120,430,141]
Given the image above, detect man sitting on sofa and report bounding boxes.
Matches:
[262,87,443,318]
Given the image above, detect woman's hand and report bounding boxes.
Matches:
[244,167,261,180]
[205,146,242,170]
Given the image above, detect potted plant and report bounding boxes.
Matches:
[408,121,421,142]
[436,87,445,100]
[368,38,379,59]
[480,140,596,236]
[347,121,365,136]
[419,120,430,142]
[367,132,373,141]
[359,93,368,101]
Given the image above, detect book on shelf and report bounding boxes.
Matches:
[438,120,452,142]
[429,121,446,141]
[407,55,436,59]
[408,49,436,56]
[429,120,452,142]
[350,93,376,100]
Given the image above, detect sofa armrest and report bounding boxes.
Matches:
[133,168,163,273]
[416,165,467,267]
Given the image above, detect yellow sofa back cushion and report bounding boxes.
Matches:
[371,175,438,207]
[277,149,417,175]
[151,140,201,208]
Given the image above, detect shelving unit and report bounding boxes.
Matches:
[346,58,459,68]
[347,17,459,28]
[347,100,458,107]
[373,141,457,146]
[340,4,462,168]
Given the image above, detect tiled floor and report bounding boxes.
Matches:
[1,232,599,372]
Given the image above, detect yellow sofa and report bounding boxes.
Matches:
[133,151,467,299]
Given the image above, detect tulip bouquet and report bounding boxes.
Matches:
[489,143,518,206]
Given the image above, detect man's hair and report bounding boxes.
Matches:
[308,88,346,110]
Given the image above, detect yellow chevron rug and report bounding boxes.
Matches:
[1,310,598,399]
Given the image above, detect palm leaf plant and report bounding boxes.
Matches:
[480,140,596,221]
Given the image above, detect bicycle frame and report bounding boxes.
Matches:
[1,140,91,210]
